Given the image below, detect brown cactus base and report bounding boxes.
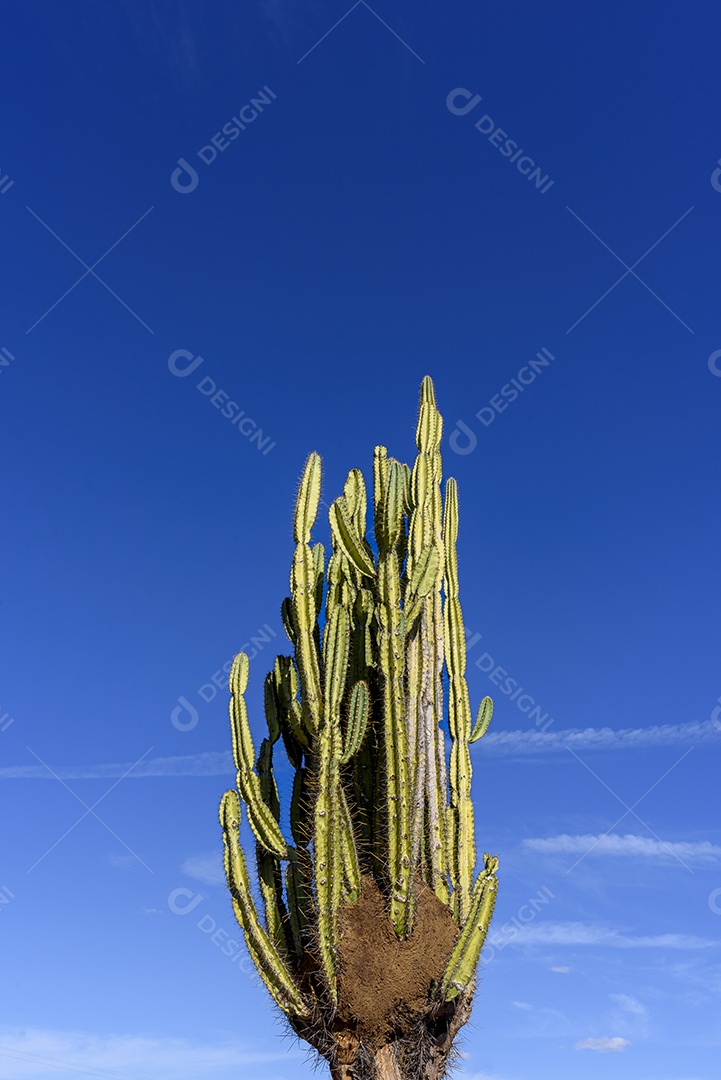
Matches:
[293,876,475,1080]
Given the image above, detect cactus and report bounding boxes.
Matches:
[219,378,498,1080]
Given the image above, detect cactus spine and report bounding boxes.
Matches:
[219,378,498,1080]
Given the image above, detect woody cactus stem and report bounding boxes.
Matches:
[219,377,498,1079]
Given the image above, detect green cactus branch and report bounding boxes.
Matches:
[218,377,499,1077]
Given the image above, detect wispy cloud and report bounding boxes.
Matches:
[507,921,717,950]
[181,853,224,886]
[549,965,571,973]
[574,1036,630,1052]
[524,833,721,863]
[0,751,233,780]
[479,719,719,757]
[108,853,145,871]
[609,992,646,1016]
[0,1028,302,1080]
[3,718,717,778]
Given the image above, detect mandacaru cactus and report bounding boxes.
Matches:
[219,377,498,1080]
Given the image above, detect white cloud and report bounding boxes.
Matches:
[0,1029,301,1080]
[3,716,718,779]
[181,853,224,886]
[478,719,719,757]
[107,853,143,871]
[510,1001,532,1010]
[0,751,234,780]
[523,833,721,863]
[549,966,571,973]
[503,922,717,950]
[609,993,646,1016]
[574,1036,630,1053]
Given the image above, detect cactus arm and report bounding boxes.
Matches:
[294,452,322,544]
[228,653,255,774]
[379,548,412,935]
[350,646,377,856]
[404,623,424,870]
[376,459,414,937]
[373,445,388,537]
[229,654,287,858]
[263,672,281,745]
[346,467,368,540]
[337,784,361,903]
[291,543,323,734]
[329,497,376,579]
[255,739,289,953]
[441,854,499,1001]
[443,477,477,922]
[220,790,309,1018]
[404,544,441,629]
[313,603,350,1001]
[290,452,324,734]
[313,735,342,1001]
[340,680,370,763]
[470,696,494,742]
[406,379,449,904]
[273,656,308,759]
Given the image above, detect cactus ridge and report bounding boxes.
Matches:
[219,377,498,1027]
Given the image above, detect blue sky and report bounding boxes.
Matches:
[1,2,720,1078]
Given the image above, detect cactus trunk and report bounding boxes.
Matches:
[218,378,498,1080]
